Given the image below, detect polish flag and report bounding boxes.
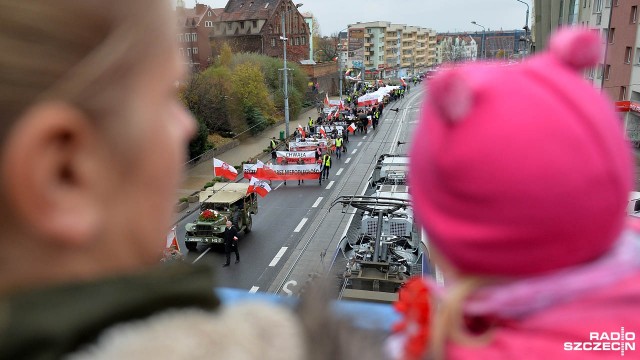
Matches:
[400,77,407,87]
[319,126,327,138]
[324,93,330,105]
[255,160,277,179]
[248,177,271,197]
[213,158,238,181]
[298,124,306,139]
[348,123,357,133]
[339,101,346,111]
[165,226,180,252]
[327,111,333,121]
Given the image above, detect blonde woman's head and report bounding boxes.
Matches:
[0,0,195,294]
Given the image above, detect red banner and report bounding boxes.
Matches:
[244,164,321,181]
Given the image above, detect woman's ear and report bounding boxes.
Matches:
[1,102,108,247]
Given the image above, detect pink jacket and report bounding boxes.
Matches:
[448,271,640,359]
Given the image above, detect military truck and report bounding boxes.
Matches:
[184,183,258,251]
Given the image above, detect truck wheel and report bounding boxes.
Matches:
[185,242,198,252]
[244,215,252,234]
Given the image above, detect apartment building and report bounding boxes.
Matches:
[436,30,525,63]
[175,2,221,71]
[346,21,436,80]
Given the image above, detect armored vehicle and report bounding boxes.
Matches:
[184,183,258,251]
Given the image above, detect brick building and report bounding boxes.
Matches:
[210,0,310,62]
[176,1,222,71]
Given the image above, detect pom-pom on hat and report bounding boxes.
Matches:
[409,29,633,276]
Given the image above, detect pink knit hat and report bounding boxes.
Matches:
[409,29,633,276]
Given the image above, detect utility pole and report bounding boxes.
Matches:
[471,21,486,59]
[281,12,290,139]
[516,0,530,57]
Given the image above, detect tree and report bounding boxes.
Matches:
[315,34,339,62]
[495,49,505,59]
[219,42,233,68]
[188,117,210,159]
[230,62,276,132]
[179,67,234,134]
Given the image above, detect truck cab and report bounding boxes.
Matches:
[184,183,258,251]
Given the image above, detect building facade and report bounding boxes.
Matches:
[436,30,525,63]
[210,0,310,62]
[347,21,436,80]
[176,2,221,71]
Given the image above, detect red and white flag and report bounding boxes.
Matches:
[348,123,357,133]
[324,93,330,105]
[213,158,238,181]
[166,226,180,251]
[298,124,306,139]
[400,77,407,87]
[247,176,271,197]
[319,126,327,138]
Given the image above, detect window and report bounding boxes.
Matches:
[609,28,615,43]
[227,22,232,31]
[614,0,619,5]
[294,37,299,45]
[597,63,603,78]
[620,86,627,100]
[208,11,212,16]
[605,0,611,7]
[187,48,192,56]
[192,33,197,41]
[626,47,632,63]
[240,22,245,29]
[252,20,257,28]
[632,6,638,23]
[605,64,611,79]
[602,28,608,43]
[193,47,199,55]
[185,33,190,41]
[271,38,276,47]
[177,34,182,42]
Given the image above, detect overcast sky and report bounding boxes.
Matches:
[181,0,531,35]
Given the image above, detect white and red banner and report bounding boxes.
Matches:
[298,124,306,139]
[348,123,357,133]
[275,151,317,164]
[247,177,271,197]
[243,164,321,181]
[213,158,238,181]
[289,139,328,151]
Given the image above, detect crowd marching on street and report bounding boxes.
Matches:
[263,77,422,187]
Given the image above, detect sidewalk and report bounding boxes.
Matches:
[174,105,323,224]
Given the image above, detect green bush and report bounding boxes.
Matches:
[203,181,215,190]
[179,197,189,203]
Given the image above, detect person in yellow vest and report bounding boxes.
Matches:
[308,117,314,133]
[335,136,343,160]
[322,153,331,180]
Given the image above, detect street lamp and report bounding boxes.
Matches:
[471,21,486,59]
[282,3,303,139]
[515,0,530,57]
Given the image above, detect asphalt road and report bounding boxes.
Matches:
[176,85,426,293]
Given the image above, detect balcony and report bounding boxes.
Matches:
[365,32,372,38]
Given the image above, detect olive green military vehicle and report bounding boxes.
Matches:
[184,183,258,251]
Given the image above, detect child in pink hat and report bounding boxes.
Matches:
[408,28,640,359]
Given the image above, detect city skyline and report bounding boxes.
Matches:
[179,0,531,35]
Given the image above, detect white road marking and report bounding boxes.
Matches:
[336,168,344,176]
[358,141,363,146]
[312,197,323,208]
[294,218,308,232]
[325,181,335,189]
[192,247,211,264]
[345,158,352,163]
[249,286,260,294]
[282,280,297,296]
[352,148,358,155]
[274,182,283,190]
[269,247,289,267]
[363,136,367,139]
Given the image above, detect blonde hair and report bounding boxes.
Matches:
[0,0,175,143]
[429,276,495,360]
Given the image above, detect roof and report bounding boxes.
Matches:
[219,0,279,22]
[176,4,220,27]
[200,183,251,204]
